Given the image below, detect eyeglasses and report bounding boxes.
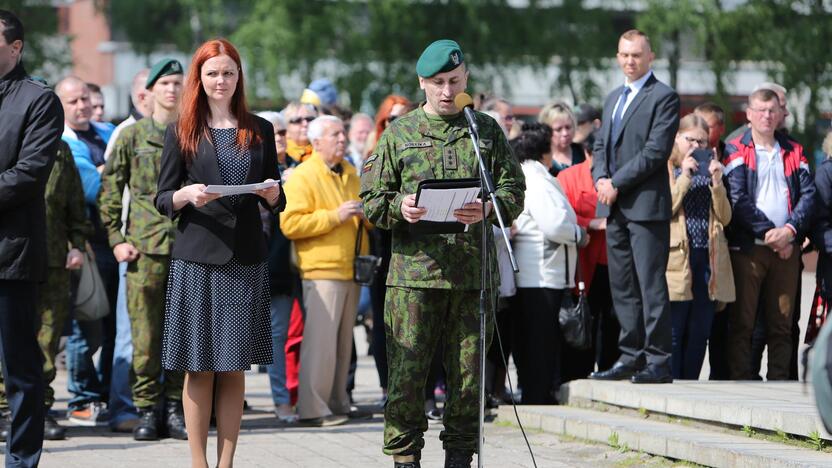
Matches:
[275,129,287,136]
[684,136,708,147]
[289,116,315,125]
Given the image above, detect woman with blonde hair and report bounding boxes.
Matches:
[538,101,585,177]
[666,113,734,380]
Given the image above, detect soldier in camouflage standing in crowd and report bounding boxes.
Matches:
[0,138,90,442]
[98,58,186,441]
[359,40,525,468]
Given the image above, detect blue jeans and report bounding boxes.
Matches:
[671,248,716,380]
[66,240,117,410]
[267,295,293,406]
[108,262,138,427]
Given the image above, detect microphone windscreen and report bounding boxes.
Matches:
[454,93,474,110]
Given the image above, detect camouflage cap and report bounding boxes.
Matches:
[146,58,184,89]
[416,39,464,78]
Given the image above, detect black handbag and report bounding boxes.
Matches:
[558,247,592,350]
[353,224,381,286]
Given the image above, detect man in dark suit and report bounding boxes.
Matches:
[590,29,680,384]
[0,9,65,467]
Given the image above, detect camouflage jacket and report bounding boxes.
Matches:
[45,140,91,268]
[360,105,525,289]
[99,118,176,255]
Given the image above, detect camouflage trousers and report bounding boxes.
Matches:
[0,267,72,411]
[127,254,182,408]
[383,287,491,456]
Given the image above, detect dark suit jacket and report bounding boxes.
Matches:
[0,63,64,281]
[591,73,680,222]
[155,115,286,265]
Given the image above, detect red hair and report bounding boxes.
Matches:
[373,95,411,147]
[177,38,261,161]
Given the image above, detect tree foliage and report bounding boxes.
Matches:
[639,0,832,156]
[5,1,70,83]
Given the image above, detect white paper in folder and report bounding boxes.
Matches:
[416,186,481,222]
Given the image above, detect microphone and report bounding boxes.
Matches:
[454,92,478,135]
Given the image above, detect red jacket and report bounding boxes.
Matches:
[557,159,607,293]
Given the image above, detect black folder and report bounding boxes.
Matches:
[410,178,481,235]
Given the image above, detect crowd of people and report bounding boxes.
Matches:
[2,5,832,468]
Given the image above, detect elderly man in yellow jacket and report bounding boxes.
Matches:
[280,115,368,427]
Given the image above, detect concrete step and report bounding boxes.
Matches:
[561,379,832,440]
[497,404,832,468]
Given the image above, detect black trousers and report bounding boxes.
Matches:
[561,265,621,382]
[606,210,672,371]
[0,280,45,468]
[514,287,564,404]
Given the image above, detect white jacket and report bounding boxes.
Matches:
[513,160,581,289]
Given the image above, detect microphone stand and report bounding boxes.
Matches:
[465,113,518,468]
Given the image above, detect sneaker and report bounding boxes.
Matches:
[298,414,348,427]
[67,402,109,427]
[275,404,298,424]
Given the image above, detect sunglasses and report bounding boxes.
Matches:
[386,115,399,123]
[275,129,287,136]
[289,116,315,124]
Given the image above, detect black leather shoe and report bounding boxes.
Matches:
[44,414,66,440]
[165,401,188,440]
[0,410,10,442]
[445,449,473,468]
[589,362,640,381]
[631,367,673,384]
[133,409,159,441]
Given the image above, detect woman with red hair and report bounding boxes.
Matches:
[155,38,284,468]
[365,95,412,158]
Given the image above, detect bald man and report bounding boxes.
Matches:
[57,76,118,427]
[103,69,153,162]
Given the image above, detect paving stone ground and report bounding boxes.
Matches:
[4,269,818,467]
[5,328,652,468]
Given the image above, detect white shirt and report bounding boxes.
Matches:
[754,142,790,230]
[611,70,654,120]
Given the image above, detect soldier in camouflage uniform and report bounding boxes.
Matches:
[0,140,90,441]
[359,40,525,468]
[98,58,186,441]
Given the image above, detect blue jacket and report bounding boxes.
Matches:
[722,128,815,251]
[62,121,114,205]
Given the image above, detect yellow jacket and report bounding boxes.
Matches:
[280,152,367,280]
[666,163,735,307]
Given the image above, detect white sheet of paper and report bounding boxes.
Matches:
[417,187,481,222]
[203,180,280,197]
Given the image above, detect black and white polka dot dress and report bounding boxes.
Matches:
[162,127,273,372]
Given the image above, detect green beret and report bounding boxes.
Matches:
[416,39,464,78]
[146,58,184,89]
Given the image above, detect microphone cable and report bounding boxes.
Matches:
[487,237,538,468]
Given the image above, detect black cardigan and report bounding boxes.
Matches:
[155,115,286,265]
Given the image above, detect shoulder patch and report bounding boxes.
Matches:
[398,141,432,150]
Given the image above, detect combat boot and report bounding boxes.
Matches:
[133,408,158,441]
[444,449,473,468]
[165,400,188,440]
[393,452,421,468]
[0,409,9,442]
[44,414,66,440]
